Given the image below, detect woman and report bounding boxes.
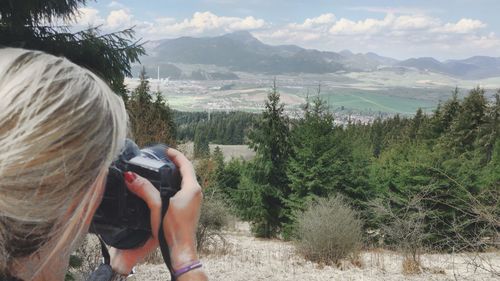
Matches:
[0,48,208,281]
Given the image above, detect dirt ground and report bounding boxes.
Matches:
[177,142,256,161]
[131,222,500,281]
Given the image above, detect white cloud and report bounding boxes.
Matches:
[139,11,266,38]
[106,9,133,29]
[70,7,105,26]
[393,15,439,30]
[229,16,265,30]
[329,14,395,35]
[255,13,499,59]
[439,18,486,34]
[289,13,335,29]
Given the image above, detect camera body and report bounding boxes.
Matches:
[90,139,181,249]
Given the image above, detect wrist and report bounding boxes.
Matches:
[170,243,198,270]
[176,268,208,281]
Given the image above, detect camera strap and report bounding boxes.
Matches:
[159,186,176,281]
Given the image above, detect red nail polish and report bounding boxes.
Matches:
[124,171,137,183]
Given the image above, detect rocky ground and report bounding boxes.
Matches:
[131,222,500,281]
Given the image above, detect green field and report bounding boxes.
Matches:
[320,87,443,115]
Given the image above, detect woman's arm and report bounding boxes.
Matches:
[108,148,208,280]
[163,148,208,281]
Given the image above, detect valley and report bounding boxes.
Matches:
[125,68,500,122]
[126,31,500,120]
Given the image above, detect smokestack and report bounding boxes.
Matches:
[157,65,160,92]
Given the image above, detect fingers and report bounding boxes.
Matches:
[166,148,201,191]
[124,172,162,237]
[166,148,196,178]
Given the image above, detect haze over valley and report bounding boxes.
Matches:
[127,31,500,121]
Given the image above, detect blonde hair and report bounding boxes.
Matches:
[0,48,128,279]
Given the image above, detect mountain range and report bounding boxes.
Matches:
[139,31,500,80]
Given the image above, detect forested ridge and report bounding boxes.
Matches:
[175,110,257,145]
[128,76,499,252]
[199,85,499,252]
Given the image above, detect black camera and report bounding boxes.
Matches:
[90,139,181,249]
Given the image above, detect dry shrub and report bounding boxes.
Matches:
[402,255,422,275]
[368,248,386,272]
[295,195,363,265]
[196,195,232,254]
[370,193,427,274]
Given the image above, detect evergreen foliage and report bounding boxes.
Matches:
[365,87,499,249]
[175,111,257,145]
[234,81,291,237]
[214,85,499,250]
[283,95,372,237]
[127,67,176,147]
[0,0,145,95]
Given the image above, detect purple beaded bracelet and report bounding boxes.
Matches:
[173,261,203,278]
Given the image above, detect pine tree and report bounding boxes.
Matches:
[447,87,487,154]
[238,81,291,237]
[127,68,176,146]
[439,87,461,134]
[370,118,384,157]
[194,124,210,158]
[286,96,336,210]
[0,0,144,95]
[408,108,425,140]
[477,92,500,163]
[212,146,224,168]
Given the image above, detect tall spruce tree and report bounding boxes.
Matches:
[477,92,500,163]
[127,68,176,146]
[237,81,291,237]
[285,97,336,217]
[284,95,372,236]
[447,87,487,154]
[193,122,210,158]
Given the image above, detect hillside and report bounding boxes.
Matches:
[132,222,500,281]
[138,31,500,79]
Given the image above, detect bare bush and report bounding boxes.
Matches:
[370,193,429,274]
[196,195,232,254]
[295,195,363,265]
[447,187,500,277]
[402,256,422,275]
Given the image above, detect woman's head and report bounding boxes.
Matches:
[0,48,128,277]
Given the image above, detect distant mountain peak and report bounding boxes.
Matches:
[340,50,354,57]
[223,30,259,44]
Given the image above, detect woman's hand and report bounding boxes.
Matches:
[163,148,205,274]
[108,148,207,280]
[109,172,162,275]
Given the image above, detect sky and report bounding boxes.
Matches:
[69,0,500,60]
